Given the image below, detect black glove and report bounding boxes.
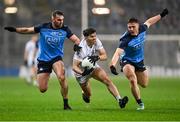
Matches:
[4,26,16,32]
[160,8,168,18]
[88,55,100,65]
[24,60,28,66]
[82,67,94,76]
[73,44,82,53]
[110,65,118,75]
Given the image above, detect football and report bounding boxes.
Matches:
[81,57,95,69]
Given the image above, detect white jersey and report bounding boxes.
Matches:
[25,40,36,66]
[73,37,104,77]
[74,38,103,61]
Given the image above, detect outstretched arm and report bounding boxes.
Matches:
[4,26,36,34]
[144,8,168,28]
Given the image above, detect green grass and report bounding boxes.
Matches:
[0,76,180,121]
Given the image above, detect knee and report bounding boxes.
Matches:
[141,84,147,88]
[129,78,137,87]
[57,73,65,82]
[39,87,47,93]
[141,81,149,88]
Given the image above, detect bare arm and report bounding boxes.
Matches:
[16,27,36,34]
[4,26,36,34]
[98,48,107,61]
[109,48,124,67]
[144,8,168,28]
[72,59,83,75]
[69,34,80,45]
[144,15,161,28]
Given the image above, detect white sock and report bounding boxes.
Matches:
[115,95,121,101]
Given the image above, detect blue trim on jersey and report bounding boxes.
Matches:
[119,24,147,63]
[34,22,73,61]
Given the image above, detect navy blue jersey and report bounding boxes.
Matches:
[34,22,73,61]
[119,24,148,63]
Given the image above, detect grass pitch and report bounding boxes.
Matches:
[0,76,180,121]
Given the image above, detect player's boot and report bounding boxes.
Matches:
[64,104,72,110]
[119,96,129,108]
[137,103,144,110]
[82,93,90,103]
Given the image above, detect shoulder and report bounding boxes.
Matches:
[118,32,132,49]
[139,24,148,33]
[35,22,51,28]
[61,25,71,31]
[34,22,51,32]
[120,31,130,42]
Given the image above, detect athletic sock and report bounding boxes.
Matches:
[63,98,68,106]
[136,99,143,104]
[116,95,122,101]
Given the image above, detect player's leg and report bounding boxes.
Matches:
[136,70,149,88]
[52,60,71,110]
[37,60,52,93]
[37,73,50,93]
[80,81,91,103]
[123,64,144,110]
[134,70,148,110]
[75,74,92,103]
[92,67,128,108]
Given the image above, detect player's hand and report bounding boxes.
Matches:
[160,8,168,18]
[88,55,100,65]
[73,44,82,53]
[82,67,94,76]
[4,26,16,32]
[110,65,119,75]
[24,60,28,66]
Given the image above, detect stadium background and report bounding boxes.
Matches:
[0,0,180,76]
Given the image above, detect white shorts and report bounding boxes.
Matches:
[75,73,92,84]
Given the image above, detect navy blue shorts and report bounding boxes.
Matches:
[120,59,146,72]
[37,56,62,74]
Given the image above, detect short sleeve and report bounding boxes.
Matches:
[34,24,43,33]
[139,24,148,33]
[65,26,73,38]
[96,38,103,50]
[119,38,128,49]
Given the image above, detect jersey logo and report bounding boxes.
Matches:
[45,35,60,46]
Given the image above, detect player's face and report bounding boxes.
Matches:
[52,15,64,28]
[127,22,139,36]
[86,32,97,46]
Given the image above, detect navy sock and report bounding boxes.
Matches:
[136,99,143,104]
[63,99,68,105]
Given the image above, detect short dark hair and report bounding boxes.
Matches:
[52,10,64,17]
[83,28,96,37]
[128,17,139,24]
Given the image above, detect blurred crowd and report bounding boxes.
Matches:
[0,0,179,75]
[89,0,180,34]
